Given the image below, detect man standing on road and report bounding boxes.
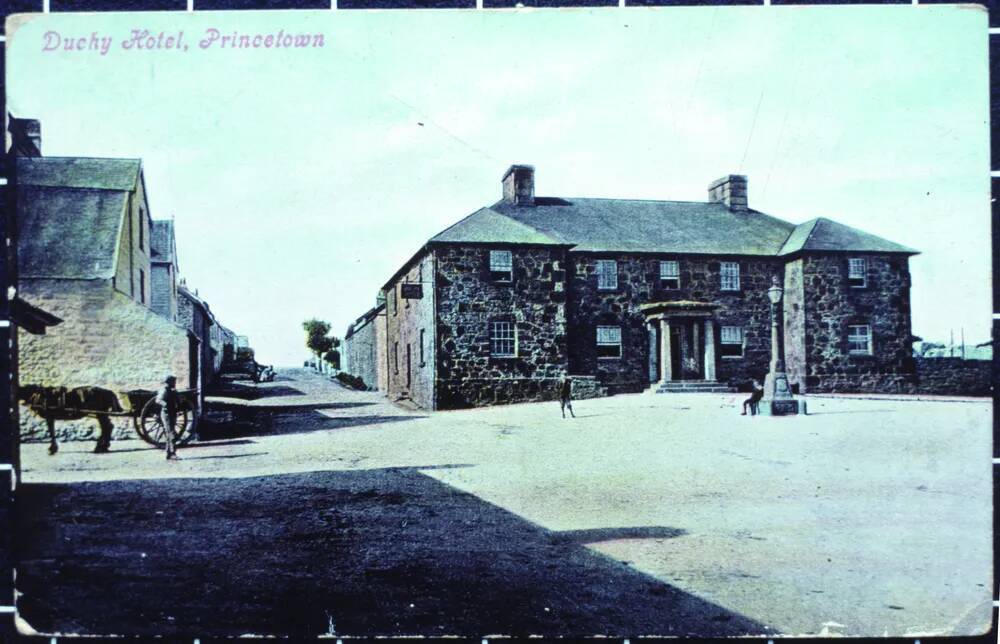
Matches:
[155,375,180,460]
[559,375,575,419]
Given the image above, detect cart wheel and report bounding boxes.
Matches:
[139,398,194,448]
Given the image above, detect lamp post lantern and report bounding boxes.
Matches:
[764,275,802,415]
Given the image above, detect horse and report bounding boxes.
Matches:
[19,385,124,455]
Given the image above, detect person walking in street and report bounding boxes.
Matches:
[155,375,180,460]
[741,379,764,416]
[560,375,575,418]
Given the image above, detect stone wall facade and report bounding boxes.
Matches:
[384,253,436,408]
[18,279,192,441]
[911,357,991,396]
[343,305,384,391]
[112,181,152,307]
[796,253,915,393]
[567,253,784,393]
[150,262,177,322]
[177,289,214,392]
[373,245,916,410]
[434,244,569,409]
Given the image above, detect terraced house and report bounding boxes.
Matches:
[373,165,917,410]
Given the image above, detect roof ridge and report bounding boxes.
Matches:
[24,156,143,163]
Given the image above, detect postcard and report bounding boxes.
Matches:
[3,4,993,638]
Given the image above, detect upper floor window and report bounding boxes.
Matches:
[139,208,145,251]
[848,258,867,288]
[490,250,513,282]
[720,325,744,358]
[720,261,740,291]
[659,260,680,289]
[596,325,622,359]
[391,286,398,316]
[596,260,618,290]
[490,321,516,357]
[848,324,873,355]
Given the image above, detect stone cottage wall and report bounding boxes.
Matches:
[799,253,915,393]
[18,279,192,442]
[385,253,436,408]
[566,253,784,393]
[343,311,381,391]
[150,262,176,321]
[375,309,388,393]
[434,244,569,409]
[112,183,152,306]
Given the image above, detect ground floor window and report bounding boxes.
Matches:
[720,325,744,358]
[596,325,622,359]
[490,321,516,357]
[848,324,873,355]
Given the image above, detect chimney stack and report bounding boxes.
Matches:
[8,117,42,157]
[502,165,535,206]
[708,175,748,212]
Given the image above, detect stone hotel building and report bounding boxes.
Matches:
[363,165,917,410]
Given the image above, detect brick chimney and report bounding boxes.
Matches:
[8,116,42,157]
[708,175,748,212]
[502,164,535,206]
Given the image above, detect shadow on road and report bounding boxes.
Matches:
[14,468,767,638]
[206,381,305,401]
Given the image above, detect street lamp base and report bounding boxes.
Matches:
[761,399,808,416]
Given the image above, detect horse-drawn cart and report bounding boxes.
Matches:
[20,385,200,454]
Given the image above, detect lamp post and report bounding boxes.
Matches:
[764,275,800,415]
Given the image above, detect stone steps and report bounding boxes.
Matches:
[654,381,732,394]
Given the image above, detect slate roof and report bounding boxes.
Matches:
[18,156,141,191]
[778,217,917,255]
[151,220,176,263]
[17,156,143,280]
[18,185,128,279]
[428,197,916,257]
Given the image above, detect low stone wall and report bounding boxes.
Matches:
[912,357,992,397]
[437,377,563,409]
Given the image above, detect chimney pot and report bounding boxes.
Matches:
[502,164,535,206]
[708,174,748,212]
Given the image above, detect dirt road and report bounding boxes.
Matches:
[13,369,993,637]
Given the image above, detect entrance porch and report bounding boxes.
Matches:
[640,301,729,393]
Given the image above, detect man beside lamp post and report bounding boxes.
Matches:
[763,275,806,416]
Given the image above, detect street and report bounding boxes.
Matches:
[14,369,993,637]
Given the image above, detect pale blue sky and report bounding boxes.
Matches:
[7,6,990,365]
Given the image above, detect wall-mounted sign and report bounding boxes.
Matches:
[401,283,423,299]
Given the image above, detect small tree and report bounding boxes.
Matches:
[302,319,335,370]
[323,337,342,371]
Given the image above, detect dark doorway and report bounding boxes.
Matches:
[188,335,201,390]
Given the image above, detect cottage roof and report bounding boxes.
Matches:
[428,197,916,257]
[17,156,141,191]
[778,217,917,255]
[151,220,176,263]
[17,156,144,280]
[18,185,128,279]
